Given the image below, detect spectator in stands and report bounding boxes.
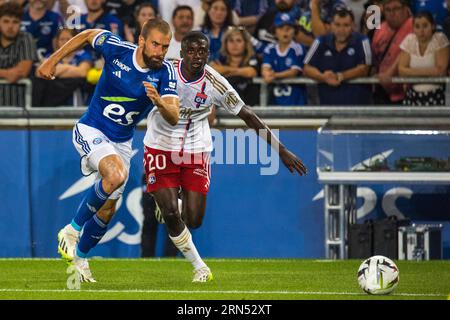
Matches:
[104,0,143,18]
[308,0,346,37]
[410,0,448,28]
[262,12,307,106]
[48,0,88,21]
[33,27,93,106]
[159,0,201,28]
[398,11,449,106]
[166,5,194,60]
[105,0,155,42]
[233,0,270,34]
[343,0,368,32]
[304,7,372,105]
[295,0,315,48]
[201,0,234,61]
[0,2,37,107]
[254,0,298,46]
[371,0,413,104]
[361,0,384,42]
[210,25,260,105]
[124,3,156,43]
[74,0,124,39]
[21,0,63,61]
[443,0,450,42]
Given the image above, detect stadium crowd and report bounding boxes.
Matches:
[0,0,449,107]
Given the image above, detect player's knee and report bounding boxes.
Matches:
[184,208,203,229]
[161,201,181,224]
[163,209,181,226]
[103,169,128,191]
[186,218,202,229]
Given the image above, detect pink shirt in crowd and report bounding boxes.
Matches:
[372,17,413,102]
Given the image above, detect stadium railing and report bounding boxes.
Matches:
[253,76,450,107]
[0,78,32,109]
[1,77,450,128]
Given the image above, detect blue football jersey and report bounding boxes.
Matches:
[77,13,124,38]
[21,10,63,59]
[262,41,307,106]
[79,31,178,142]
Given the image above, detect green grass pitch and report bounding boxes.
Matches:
[0,258,448,300]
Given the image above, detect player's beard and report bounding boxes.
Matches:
[142,49,164,69]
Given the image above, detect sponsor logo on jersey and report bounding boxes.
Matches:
[93,137,103,145]
[169,82,176,89]
[324,50,333,57]
[113,70,122,78]
[347,48,355,56]
[179,108,193,119]
[113,59,131,72]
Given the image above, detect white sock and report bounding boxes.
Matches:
[170,226,207,270]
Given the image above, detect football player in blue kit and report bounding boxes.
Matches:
[37,18,179,282]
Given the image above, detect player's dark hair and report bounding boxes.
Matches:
[172,5,194,19]
[0,2,23,20]
[181,31,210,50]
[140,17,171,39]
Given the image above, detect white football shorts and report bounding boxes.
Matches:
[72,122,132,200]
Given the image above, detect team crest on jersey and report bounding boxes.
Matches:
[347,48,355,56]
[194,92,208,106]
[40,25,51,36]
[285,58,292,67]
[148,173,156,185]
[93,138,103,145]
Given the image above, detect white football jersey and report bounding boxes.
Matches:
[144,59,245,153]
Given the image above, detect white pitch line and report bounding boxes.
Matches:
[0,289,446,297]
[0,258,326,263]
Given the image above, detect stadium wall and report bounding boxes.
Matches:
[0,129,448,258]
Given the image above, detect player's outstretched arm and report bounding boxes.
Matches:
[143,81,180,126]
[237,105,308,176]
[37,29,105,80]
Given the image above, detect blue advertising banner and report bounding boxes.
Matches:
[0,131,32,257]
[0,129,448,258]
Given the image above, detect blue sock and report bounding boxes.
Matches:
[71,179,110,231]
[76,214,108,257]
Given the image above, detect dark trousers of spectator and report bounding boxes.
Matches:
[373,85,403,105]
[141,187,178,257]
[32,76,86,107]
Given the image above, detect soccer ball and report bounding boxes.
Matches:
[357,255,399,295]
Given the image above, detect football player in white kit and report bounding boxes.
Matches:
[143,31,307,282]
